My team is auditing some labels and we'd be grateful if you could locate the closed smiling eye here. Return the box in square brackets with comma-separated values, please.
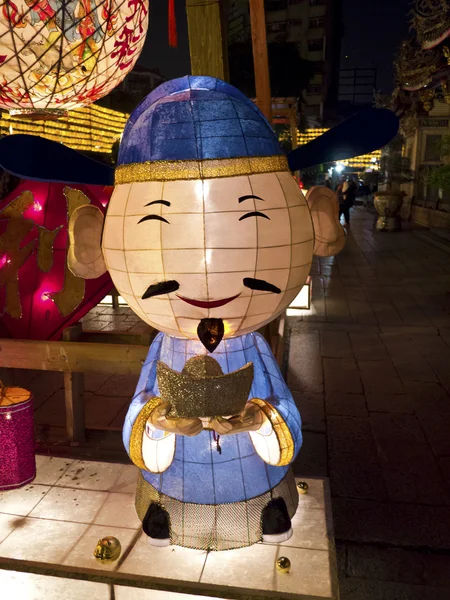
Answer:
[239, 211, 270, 221]
[138, 215, 170, 224]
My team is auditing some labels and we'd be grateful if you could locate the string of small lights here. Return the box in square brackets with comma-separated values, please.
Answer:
[296, 129, 381, 169]
[0, 104, 129, 154]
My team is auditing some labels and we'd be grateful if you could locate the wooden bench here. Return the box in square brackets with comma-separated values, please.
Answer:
[0, 314, 286, 444]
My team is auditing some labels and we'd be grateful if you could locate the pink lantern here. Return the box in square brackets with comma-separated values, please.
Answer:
[0, 383, 35, 490]
[0, 0, 149, 119]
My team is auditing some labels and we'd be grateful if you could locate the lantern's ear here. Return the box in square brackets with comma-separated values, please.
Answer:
[288, 108, 399, 171]
[306, 186, 346, 257]
[68, 205, 107, 279]
[0, 134, 114, 185]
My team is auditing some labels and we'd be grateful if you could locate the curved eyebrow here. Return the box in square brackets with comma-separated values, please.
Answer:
[239, 211, 270, 221]
[238, 195, 264, 203]
[138, 215, 170, 224]
[144, 200, 171, 207]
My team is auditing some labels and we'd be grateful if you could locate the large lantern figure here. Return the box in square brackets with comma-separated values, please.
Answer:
[0, 80, 399, 552]
[0, 0, 148, 118]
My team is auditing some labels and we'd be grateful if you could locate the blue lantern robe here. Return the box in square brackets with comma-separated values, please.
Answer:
[123, 332, 302, 506]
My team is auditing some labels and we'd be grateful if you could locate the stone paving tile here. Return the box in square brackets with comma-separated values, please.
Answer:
[335, 542, 347, 577]
[347, 299, 379, 325]
[292, 391, 325, 432]
[327, 416, 387, 501]
[440, 327, 450, 348]
[84, 372, 112, 393]
[95, 374, 139, 398]
[393, 357, 438, 384]
[324, 298, 353, 323]
[370, 413, 449, 504]
[371, 302, 404, 327]
[28, 371, 64, 410]
[412, 334, 450, 356]
[405, 381, 450, 416]
[325, 391, 368, 417]
[365, 392, 413, 414]
[34, 389, 66, 426]
[339, 577, 450, 600]
[381, 334, 438, 383]
[287, 330, 323, 393]
[82, 320, 110, 332]
[293, 431, 327, 477]
[349, 333, 387, 360]
[8, 368, 40, 387]
[319, 331, 353, 358]
[439, 457, 450, 494]
[333, 497, 450, 549]
[85, 395, 129, 429]
[418, 412, 450, 457]
[323, 358, 363, 394]
[357, 360, 404, 394]
[426, 354, 450, 395]
[129, 322, 153, 334]
[109, 403, 129, 429]
[345, 544, 450, 588]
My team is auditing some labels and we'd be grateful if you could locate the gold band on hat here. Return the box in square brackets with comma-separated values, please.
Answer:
[114, 155, 289, 184]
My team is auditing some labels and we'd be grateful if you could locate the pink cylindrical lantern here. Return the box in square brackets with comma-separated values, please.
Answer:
[0, 383, 36, 490]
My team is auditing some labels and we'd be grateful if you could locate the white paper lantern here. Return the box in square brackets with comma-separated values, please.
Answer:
[102, 172, 315, 339]
[0, 0, 148, 118]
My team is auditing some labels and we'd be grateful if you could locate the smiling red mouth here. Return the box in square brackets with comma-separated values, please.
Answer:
[176, 293, 241, 309]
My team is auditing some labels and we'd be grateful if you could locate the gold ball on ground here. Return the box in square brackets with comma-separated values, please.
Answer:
[276, 556, 291, 573]
[93, 536, 121, 562]
[297, 481, 309, 494]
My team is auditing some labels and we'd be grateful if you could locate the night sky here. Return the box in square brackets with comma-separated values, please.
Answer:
[137, 0, 190, 78]
[138, 0, 411, 93]
[340, 0, 411, 93]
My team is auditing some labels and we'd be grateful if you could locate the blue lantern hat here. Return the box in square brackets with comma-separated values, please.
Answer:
[115, 75, 287, 185]
[0, 76, 400, 185]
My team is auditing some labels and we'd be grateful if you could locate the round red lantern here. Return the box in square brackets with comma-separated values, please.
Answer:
[0, 0, 149, 119]
[0, 382, 36, 490]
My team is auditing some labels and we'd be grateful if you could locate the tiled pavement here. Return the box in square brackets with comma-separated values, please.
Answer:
[0, 457, 337, 599]
[288, 208, 450, 599]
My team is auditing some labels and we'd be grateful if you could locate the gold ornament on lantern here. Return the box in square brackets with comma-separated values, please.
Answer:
[276, 556, 291, 573]
[157, 356, 254, 419]
[297, 481, 309, 494]
[93, 536, 121, 562]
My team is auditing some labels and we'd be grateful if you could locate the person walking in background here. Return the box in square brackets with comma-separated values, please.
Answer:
[360, 183, 371, 208]
[335, 175, 351, 227]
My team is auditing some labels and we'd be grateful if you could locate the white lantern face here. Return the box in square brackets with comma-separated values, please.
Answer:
[102, 171, 314, 338]
[0, 0, 148, 111]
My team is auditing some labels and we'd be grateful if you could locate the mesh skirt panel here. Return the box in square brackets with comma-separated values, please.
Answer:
[135, 468, 299, 551]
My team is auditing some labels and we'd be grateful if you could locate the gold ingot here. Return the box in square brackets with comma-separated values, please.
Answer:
[93, 536, 121, 562]
[157, 355, 254, 418]
[297, 481, 309, 494]
[276, 556, 291, 573]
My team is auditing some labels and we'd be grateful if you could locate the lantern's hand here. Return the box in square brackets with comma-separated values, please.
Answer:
[149, 400, 203, 437]
[210, 402, 264, 436]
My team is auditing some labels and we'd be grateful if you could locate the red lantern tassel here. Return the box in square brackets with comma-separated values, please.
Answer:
[168, 0, 177, 47]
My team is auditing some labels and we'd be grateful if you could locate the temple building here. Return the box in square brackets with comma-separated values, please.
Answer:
[392, 1, 450, 228]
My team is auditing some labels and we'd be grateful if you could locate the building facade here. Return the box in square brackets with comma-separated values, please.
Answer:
[228, 0, 341, 124]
